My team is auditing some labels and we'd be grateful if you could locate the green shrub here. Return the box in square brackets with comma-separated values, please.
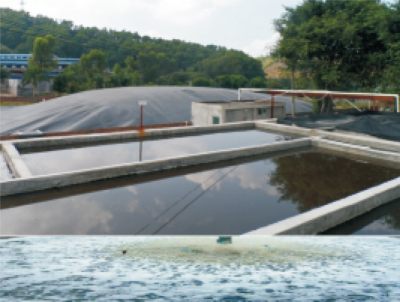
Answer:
[192, 77, 212, 87]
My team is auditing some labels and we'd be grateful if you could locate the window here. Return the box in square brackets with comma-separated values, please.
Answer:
[258, 108, 267, 115]
[213, 116, 220, 124]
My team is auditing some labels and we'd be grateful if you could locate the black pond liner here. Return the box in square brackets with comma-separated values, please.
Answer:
[0, 87, 313, 135]
[278, 111, 400, 141]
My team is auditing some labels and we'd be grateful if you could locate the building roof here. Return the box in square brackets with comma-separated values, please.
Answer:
[0, 54, 79, 68]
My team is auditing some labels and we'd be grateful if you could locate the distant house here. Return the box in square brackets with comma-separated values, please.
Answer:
[0, 54, 79, 96]
[191, 100, 286, 126]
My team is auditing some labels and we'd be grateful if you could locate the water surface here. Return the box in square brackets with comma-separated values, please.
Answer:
[2, 151, 399, 235]
[20, 130, 294, 175]
[1, 237, 399, 301]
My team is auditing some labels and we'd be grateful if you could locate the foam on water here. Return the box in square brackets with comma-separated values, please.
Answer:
[115, 237, 342, 265]
[1, 237, 399, 301]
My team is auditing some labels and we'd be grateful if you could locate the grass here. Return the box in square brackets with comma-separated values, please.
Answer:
[0, 102, 36, 106]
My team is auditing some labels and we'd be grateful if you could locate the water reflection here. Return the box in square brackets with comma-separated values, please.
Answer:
[269, 152, 400, 212]
[1, 151, 399, 235]
[20, 130, 293, 175]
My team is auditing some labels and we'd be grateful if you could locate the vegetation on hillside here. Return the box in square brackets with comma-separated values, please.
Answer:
[1, 8, 266, 93]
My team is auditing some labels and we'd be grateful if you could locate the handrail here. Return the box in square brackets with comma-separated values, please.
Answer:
[238, 88, 399, 113]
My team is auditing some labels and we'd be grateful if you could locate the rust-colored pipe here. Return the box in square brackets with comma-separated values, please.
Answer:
[140, 106, 143, 131]
[271, 94, 274, 118]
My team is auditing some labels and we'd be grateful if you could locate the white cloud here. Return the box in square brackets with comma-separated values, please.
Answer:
[1, 198, 114, 235]
[227, 165, 279, 196]
[3, 0, 243, 29]
[126, 186, 138, 195]
[127, 199, 140, 213]
[138, 0, 243, 26]
[185, 170, 223, 191]
[243, 32, 281, 57]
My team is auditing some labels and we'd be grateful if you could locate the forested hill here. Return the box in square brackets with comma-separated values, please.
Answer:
[0, 8, 264, 81]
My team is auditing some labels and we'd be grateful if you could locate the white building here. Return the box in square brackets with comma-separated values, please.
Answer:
[191, 100, 286, 126]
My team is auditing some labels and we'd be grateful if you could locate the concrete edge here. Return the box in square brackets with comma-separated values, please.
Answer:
[255, 121, 318, 136]
[311, 137, 400, 164]
[1, 143, 32, 178]
[0, 138, 312, 196]
[9, 121, 259, 149]
[245, 176, 400, 235]
[257, 121, 400, 153]
[316, 130, 400, 153]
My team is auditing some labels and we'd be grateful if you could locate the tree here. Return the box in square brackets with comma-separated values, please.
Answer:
[156, 53, 176, 76]
[383, 42, 400, 95]
[0, 44, 13, 54]
[167, 72, 191, 86]
[272, 0, 390, 113]
[378, 2, 400, 96]
[230, 75, 248, 89]
[251, 77, 267, 88]
[267, 79, 284, 89]
[52, 63, 82, 93]
[215, 75, 232, 88]
[80, 49, 108, 88]
[52, 73, 68, 93]
[22, 65, 48, 96]
[198, 50, 265, 80]
[29, 34, 57, 71]
[193, 77, 212, 87]
[22, 35, 57, 96]
[125, 56, 136, 72]
[136, 51, 159, 83]
[128, 71, 141, 86]
[0, 65, 11, 80]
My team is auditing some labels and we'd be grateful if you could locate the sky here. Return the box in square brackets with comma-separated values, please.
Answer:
[3, 0, 397, 58]
[2, 0, 307, 57]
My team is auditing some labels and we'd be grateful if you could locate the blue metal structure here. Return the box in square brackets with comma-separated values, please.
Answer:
[0, 54, 80, 79]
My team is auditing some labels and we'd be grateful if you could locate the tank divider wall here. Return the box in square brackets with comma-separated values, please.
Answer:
[1, 143, 32, 178]
[0, 138, 311, 197]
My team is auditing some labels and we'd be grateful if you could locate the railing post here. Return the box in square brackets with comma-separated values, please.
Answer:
[271, 94, 274, 118]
